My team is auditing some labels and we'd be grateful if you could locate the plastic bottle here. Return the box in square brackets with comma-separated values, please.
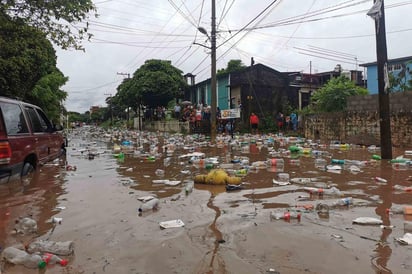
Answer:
[372, 154, 381, 160]
[2, 247, 44, 269]
[284, 211, 301, 221]
[392, 162, 409, 170]
[314, 158, 327, 168]
[303, 187, 324, 196]
[138, 198, 159, 212]
[163, 157, 171, 167]
[331, 159, 345, 164]
[42, 253, 68, 266]
[374, 176, 387, 183]
[185, 181, 194, 195]
[26, 240, 74, 256]
[289, 159, 300, 165]
[333, 197, 353, 206]
[266, 158, 284, 167]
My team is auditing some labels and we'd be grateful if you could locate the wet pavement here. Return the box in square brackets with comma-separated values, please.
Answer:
[1, 127, 412, 274]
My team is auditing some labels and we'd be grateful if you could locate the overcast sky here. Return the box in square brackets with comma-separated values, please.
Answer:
[55, 0, 412, 113]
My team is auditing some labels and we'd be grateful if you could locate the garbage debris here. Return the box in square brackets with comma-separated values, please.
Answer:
[2, 246, 43, 269]
[138, 198, 159, 212]
[42, 252, 68, 266]
[395, 233, 412, 245]
[184, 180, 194, 195]
[159, 219, 184, 229]
[27, 240, 74, 256]
[352, 217, 383, 225]
[272, 178, 290, 186]
[333, 197, 353, 207]
[374, 176, 387, 183]
[226, 184, 244, 191]
[193, 169, 242, 185]
[152, 179, 181, 186]
[14, 217, 37, 234]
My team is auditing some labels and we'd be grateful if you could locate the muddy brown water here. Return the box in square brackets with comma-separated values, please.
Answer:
[1, 127, 412, 273]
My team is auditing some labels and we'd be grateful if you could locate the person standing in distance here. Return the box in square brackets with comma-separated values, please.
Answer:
[249, 113, 259, 134]
[174, 103, 181, 120]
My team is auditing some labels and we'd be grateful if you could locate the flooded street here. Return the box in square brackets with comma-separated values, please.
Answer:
[1, 127, 412, 274]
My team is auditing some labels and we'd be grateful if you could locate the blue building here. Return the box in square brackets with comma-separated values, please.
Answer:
[184, 63, 296, 125]
[360, 56, 412, 94]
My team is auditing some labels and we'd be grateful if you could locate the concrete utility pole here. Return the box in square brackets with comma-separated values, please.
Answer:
[210, 0, 217, 142]
[104, 93, 113, 127]
[370, 0, 392, 159]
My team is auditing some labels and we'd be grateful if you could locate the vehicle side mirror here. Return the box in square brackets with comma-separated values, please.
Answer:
[54, 124, 64, 131]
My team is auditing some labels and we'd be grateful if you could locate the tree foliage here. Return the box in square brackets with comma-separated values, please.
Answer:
[124, 59, 187, 109]
[0, 12, 67, 120]
[388, 62, 412, 92]
[217, 59, 246, 76]
[0, 0, 97, 50]
[309, 76, 368, 112]
[30, 69, 68, 122]
[0, 13, 58, 98]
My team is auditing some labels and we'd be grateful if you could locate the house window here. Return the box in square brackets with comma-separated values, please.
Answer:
[388, 63, 402, 72]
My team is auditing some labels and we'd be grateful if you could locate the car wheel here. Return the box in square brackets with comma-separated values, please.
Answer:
[21, 162, 35, 185]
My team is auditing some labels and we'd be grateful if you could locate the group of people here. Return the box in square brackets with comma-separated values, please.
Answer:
[276, 111, 298, 131]
[249, 111, 299, 134]
[174, 101, 299, 134]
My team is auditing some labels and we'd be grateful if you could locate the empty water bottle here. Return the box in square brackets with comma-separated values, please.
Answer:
[163, 157, 171, 167]
[333, 197, 353, 207]
[314, 158, 327, 168]
[2, 246, 44, 269]
[185, 180, 194, 195]
[138, 198, 159, 213]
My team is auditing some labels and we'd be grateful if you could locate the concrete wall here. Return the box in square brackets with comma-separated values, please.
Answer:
[143, 120, 190, 134]
[304, 92, 412, 147]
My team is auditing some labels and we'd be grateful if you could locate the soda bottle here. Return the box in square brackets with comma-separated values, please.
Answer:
[42, 253, 68, 266]
[266, 158, 284, 167]
[284, 211, 301, 221]
[289, 159, 300, 165]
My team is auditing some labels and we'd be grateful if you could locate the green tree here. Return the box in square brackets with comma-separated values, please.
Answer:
[30, 69, 68, 122]
[113, 78, 135, 115]
[126, 60, 187, 109]
[0, 13, 59, 99]
[309, 76, 368, 112]
[1, 0, 96, 50]
[388, 62, 412, 92]
[217, 59, 246, 76]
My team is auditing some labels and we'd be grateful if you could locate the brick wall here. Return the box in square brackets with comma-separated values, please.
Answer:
[304, 92, 412, 147]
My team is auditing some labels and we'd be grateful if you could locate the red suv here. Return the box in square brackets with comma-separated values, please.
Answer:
[0, 97, 66, 184]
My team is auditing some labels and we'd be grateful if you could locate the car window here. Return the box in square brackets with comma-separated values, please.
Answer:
[25, 106, 47, 133]
[0, 102, 30, 135]
[35, 108, 53, 131]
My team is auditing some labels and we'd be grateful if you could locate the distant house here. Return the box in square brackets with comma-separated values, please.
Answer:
[185, 63, 298, 125]
[286, 64, 364, 107]
[360, 56, 412, 94]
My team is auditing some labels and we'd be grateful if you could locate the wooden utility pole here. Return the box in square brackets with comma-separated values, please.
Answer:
[370, 0, 392, 159]
[210, 0, 217, 142]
